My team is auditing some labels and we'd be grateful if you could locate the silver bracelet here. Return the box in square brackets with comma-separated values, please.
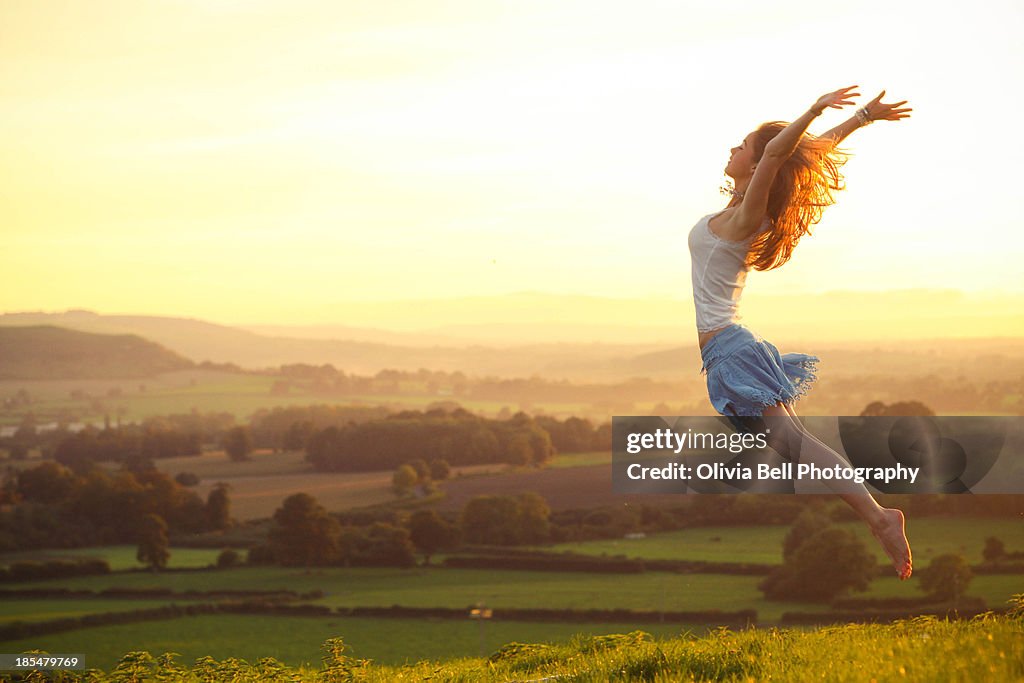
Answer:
[855, 107, 873, 126]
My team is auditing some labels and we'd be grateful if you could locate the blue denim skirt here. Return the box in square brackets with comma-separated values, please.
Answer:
[700, 324, 819, 420]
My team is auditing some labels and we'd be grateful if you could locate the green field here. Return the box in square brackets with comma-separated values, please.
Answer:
[8, 563, 1021, 625]
[0, 599, 198, 625]
[542, 517, 1024, 568]
[2, 612, 1021, 681]
[0, 370, 600, 428]
[0, 546, 223, 571]
[7, 566, 769, 611]
[0, 614, 706, 670]
[546, 451, 611, 469]
[859, 574, 1022, 604]
[143, 449, 314, 480]
[2, 526, 1021, 678]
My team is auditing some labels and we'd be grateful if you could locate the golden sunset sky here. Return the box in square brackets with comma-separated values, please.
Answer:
[2, 0, 1022, 333]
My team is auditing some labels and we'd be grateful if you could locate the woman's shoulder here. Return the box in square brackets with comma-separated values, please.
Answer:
[710, 207, 772, 242]
[706, 208, 746, 243]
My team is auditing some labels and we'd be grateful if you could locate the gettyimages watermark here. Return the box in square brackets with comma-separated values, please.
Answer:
[611, 415, 1024, 494]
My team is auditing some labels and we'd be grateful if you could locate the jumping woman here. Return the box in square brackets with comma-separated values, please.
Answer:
[688, 85, 914, 579]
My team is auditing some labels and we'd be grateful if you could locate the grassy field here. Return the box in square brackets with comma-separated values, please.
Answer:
[0, 546, 223, 571]
[9, 562, 1021, 625]
[111, 446, 588, 520]
[2, 530, 1021, 679]
[546, 451, 611, 469]
[172, 459, 510, 521]
[0, 370, 599, 429]
[0, 614, 706, 670]
[0, 599, 199, 625]
[1, 612, 1021, 681]
[6, 566, 811, 621]
[144, 449, 314, 480]
[137, 442, 593, 484]
[859, 574, 1022, 605]
[541, 517, 1024, 568]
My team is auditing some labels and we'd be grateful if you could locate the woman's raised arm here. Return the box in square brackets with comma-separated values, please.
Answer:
[730, 86, 859, 236]
[819, 90, 913, 146]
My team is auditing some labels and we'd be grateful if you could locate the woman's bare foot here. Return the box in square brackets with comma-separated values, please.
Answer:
[870, 508, 912, 580]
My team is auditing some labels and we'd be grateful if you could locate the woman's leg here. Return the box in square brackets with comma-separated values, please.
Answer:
[761, 402, 913, 579]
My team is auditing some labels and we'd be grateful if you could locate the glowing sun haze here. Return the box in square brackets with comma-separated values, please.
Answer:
[2, 0, 1022, 333]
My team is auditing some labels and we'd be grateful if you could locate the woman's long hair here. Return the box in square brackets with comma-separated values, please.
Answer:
[746, 122, 848, 271]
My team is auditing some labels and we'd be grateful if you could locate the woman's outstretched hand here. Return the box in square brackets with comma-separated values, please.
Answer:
[811, 86, 860, 115]
[862, 90, 912, 122]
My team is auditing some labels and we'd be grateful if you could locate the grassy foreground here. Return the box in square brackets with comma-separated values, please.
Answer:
[0, 614, 702, 670]
[10, 608, 1023, 682]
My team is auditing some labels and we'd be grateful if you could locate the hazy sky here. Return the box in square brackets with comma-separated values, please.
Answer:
[3, 0, 1023, 327]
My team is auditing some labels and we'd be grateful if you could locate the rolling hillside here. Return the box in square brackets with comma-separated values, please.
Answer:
[0, 325, 194, 380]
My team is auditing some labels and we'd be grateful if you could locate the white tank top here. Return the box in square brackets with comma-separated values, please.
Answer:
[687, 211, 769, 333]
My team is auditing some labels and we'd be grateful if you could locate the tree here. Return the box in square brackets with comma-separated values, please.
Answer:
[527, 426, 554, 467]
[223, 426, 252, 462]
[782, 506, 832, 562]
[283, 420, 315, 451]
[459, 493, 552, 546]
[362, 522, 417, 567]
[205, 483, 231, 530]
[428, 458, 451, 481]
[216, 548, 240, 568]
[175, 471, 200, 487]
[859, 401, 935, 417]
[884, 401, 935, 416]
[860, 401, 888, 417]
[268, 493, 341, 566]
[507, 434, 533, 467]
[16, 462, 76, 504]
[460, 495, 522, 545]
[392, 464, 418, 496]
[516, 492, 551, 544]
[760, 526, 875, 601]
[919, 553, 973, 601]
[136, 513, 170, 571]
[983, 537, 1006, 563]
[407, 510, 459, 565]
[407, 459, 430, 482]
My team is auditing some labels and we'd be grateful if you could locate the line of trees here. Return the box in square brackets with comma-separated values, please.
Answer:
[305, 409, 556, 472]
[246, 404, 611, 461]
[265, 362, 1024, 415]
[254, 490, 557, 568]
[0, 462, 231, 552]
[256, 493, 418, 568]
[4, 412, 237, 467]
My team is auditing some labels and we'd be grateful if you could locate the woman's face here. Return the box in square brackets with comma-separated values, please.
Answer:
[725, 131, 757, 180]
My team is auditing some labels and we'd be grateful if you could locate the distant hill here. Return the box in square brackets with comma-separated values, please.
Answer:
[0, 325, 195, 379]
[0, 310, 674, 380]
[0, 307, 1021, 384]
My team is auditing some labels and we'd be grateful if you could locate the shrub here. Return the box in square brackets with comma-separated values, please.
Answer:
[216, 548, 241, 569]
[760, 527, 875, 602]
[175, 471, 200, 486]
[918, 553, 973, 601]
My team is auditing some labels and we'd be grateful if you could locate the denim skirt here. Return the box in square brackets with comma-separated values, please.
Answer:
[700, 324, 819, 421]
